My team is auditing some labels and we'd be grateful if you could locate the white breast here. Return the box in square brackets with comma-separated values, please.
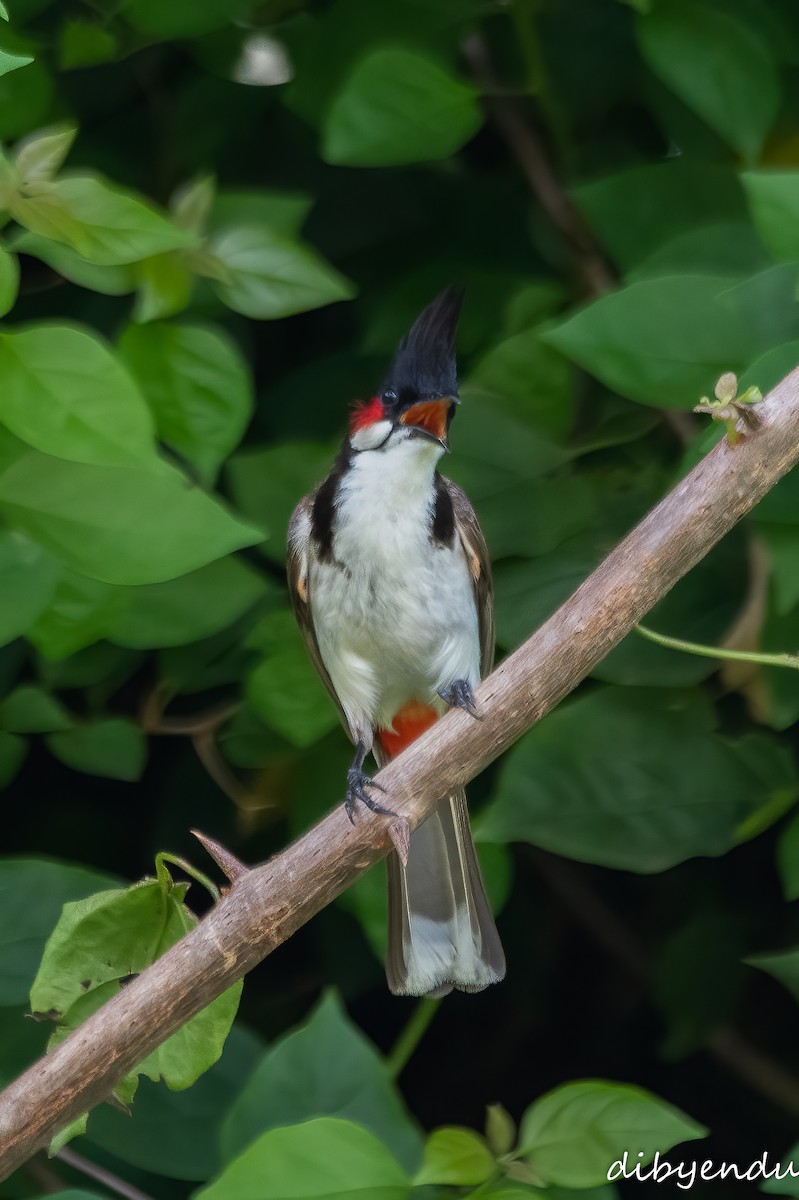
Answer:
[308, 437, 480, 744]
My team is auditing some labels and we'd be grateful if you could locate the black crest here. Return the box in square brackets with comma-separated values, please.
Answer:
[381, 286, 463, 408]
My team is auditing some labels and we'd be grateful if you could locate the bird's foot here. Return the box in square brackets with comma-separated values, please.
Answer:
[438, 678, 481, 719]
[345, 767, 394, 824]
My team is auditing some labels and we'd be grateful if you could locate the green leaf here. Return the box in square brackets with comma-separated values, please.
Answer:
[0, 858, 117, 1006]
[759, 524, 799, 614]
[465, 327, 575, 442]
[145, 974, 234, 1085]
[573, 162, 748, 274]
[748, 947, 799, 1007]
[473, 1192, 546, 1200]
[762, 1147, 799, 1196]
[28, 569, 126, 659]
[107, 557, 268, 649]
[519, 1080, 706, 1188]
[757, 600, 799, 732]
[594, 531, 749, 687]
[118, 321, 253, 484]
[0, 324, 157, 467]
[226, 441, 336, 563]
[32, 877, 241, 1102]
[322, 48, 482, 166]
[652, 907, 746, 1059]
[30, 881, 166, 1016]
[778, 811, 799, 901]
[742, 171, 799, 262]
[59, 20, 117, 69]
[0, 730, 26, 788]
[38, 643, 141, 693]
[473, 476, 595, 561]
[133, 252, 193, 322]
[0, 59, 52, 143]
[478, 688, 798, 871]
[491, 544, 592, 651]
[210, 189, 313, 239]
[445, 397, 567, 502]
[637, 1, 778, 163]
[209, 225, 354, 319]
[485, 1104, 515, 1156]
[127, 0, 248, 38]
[0, 1003, 49, 1090]
[202, 1117, 411, 1200]
[135, 899, 242, 1089]
[0, 685, 73, 732]
[717, 263, 799, 349]
[0, 45, 32, 77]
[9, 230, 136, 295]
[629, 219, 768, 283]
[414, 1128, 495, 1186]
[86, 1024, 263, 1180]
[0, 244, 18, 316]
[33, 1192, 103, 1199]
[49, 1113, 88, 1155]
[11, 173, 196, 266]
[544, 275, 759, 408]
[220, 991, 422, 1173]
[0, 529, 58, 647]
[14, 123, 76, 184]
[47, 718, 147, 782]
[173, 174, 216, 236]
[246, 609, 340, 747]
[0, 443, 263, 585]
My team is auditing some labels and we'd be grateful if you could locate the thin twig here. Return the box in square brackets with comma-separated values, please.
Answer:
[140, 688, 240, 736]
[23, 1156, 64, 1194]
[1, 366, 799, 1175]
[56, 1146, 155, 1200]
[636, 623, 799, 671]
[191, 725, 256, 809]
[462, 29, 695, 449]
[463, 33, 613, 299]
[140, 685, 252, 807]
[386, 998, 441, 1080]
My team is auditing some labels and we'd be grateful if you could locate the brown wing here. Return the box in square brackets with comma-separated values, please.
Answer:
[286, 493, 352, 740]
[443, 478, 495, 677]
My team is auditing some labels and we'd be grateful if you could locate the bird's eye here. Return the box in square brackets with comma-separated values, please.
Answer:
[383, 389, 397, 402]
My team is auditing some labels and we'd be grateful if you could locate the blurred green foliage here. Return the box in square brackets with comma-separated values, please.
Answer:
[3, 0, 799, 1195]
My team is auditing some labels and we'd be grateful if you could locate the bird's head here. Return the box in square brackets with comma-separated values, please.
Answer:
[349, 286, 462, 457]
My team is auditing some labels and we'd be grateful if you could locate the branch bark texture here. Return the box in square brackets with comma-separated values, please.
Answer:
[2, 369, 799, 1174]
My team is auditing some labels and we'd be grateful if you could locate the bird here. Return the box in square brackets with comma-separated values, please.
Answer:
[287, 287, 505, 997]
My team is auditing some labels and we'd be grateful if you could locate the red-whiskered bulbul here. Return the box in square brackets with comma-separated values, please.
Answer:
[287, 287, 505, 997]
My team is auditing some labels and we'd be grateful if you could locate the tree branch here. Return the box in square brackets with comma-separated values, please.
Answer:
[462, 32, 696, 448]
[1, 369, 799, 1176]
[462, 33, 613, 298]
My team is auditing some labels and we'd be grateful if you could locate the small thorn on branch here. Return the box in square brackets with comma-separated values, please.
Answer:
[106, 1091, 131, 1115]
[387, 817, 410, 868]
[190, 831, 249, 882]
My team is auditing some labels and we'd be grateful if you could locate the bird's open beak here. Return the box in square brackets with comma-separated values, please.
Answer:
[399, 398, 458, 451]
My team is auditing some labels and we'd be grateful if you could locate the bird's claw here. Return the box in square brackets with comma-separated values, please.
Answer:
[439, 678, 481, 719]
[345, 768, 394, 824]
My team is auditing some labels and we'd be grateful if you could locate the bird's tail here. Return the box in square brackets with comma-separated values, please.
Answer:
[385, 790, 506, 997]
[374, 712, 505, 997]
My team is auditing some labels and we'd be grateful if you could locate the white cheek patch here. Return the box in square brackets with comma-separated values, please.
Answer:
[350, 419, 393, 452]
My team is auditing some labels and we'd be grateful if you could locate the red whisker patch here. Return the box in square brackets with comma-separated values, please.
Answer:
[349, 396, 385, 434]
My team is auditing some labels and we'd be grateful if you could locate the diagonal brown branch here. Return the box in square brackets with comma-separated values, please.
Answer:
[1, 369, 799, 1176]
